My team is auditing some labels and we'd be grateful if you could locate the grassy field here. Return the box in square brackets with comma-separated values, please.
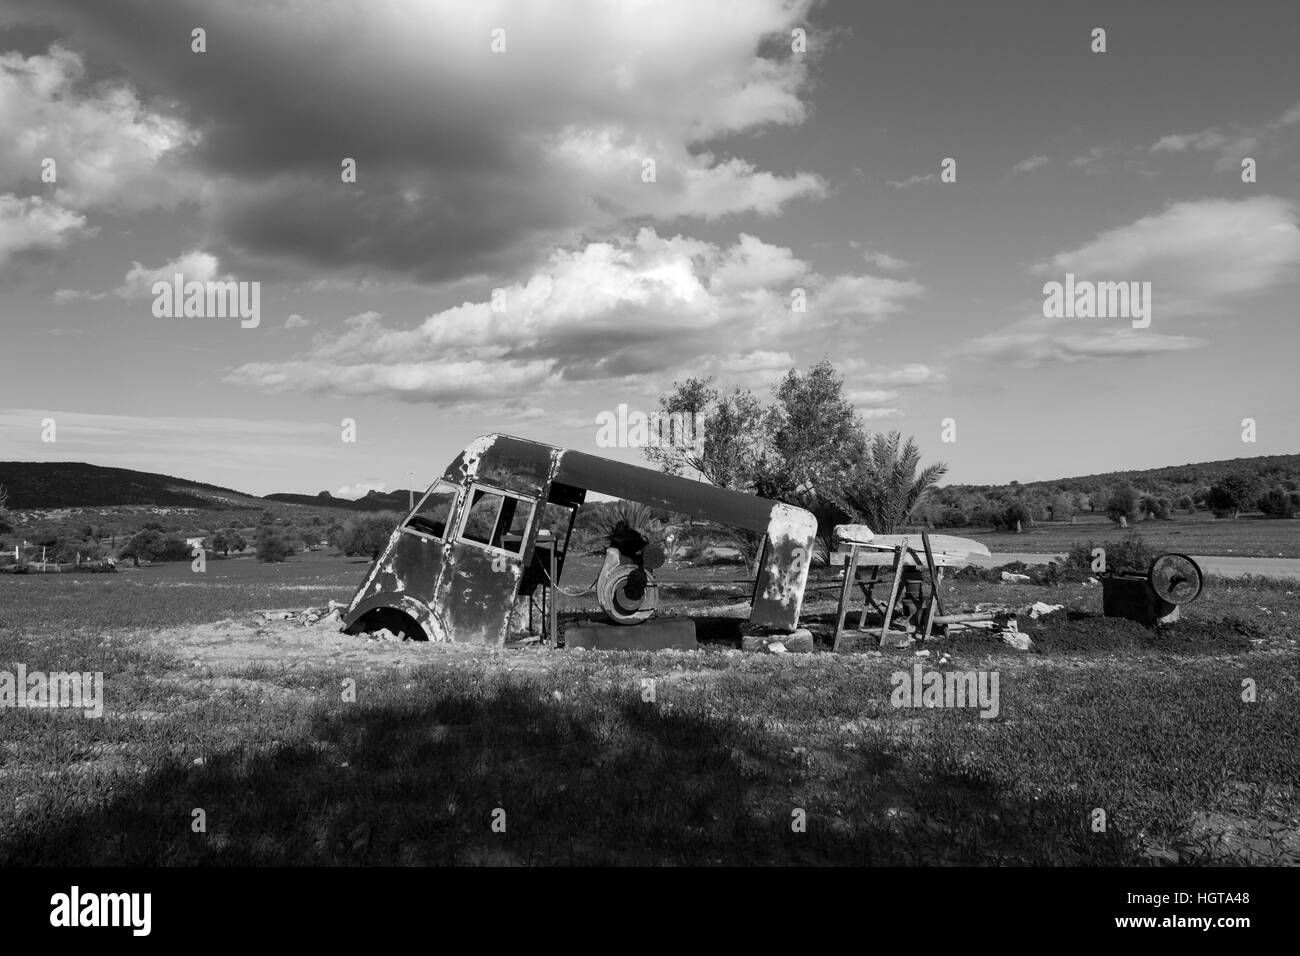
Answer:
[973, 512, 1300, 558]
[1, 550, 1297, 866]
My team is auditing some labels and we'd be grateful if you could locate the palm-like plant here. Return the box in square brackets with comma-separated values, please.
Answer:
[834, 432, 947, 535]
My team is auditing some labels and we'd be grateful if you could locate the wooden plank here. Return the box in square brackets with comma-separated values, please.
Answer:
[878, 546, 906, 646]
[832, 544, 858, 652]
[832, 531, 991, 558]
[827, 550, 969, 568]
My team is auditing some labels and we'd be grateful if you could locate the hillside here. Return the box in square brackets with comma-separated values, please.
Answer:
[944, 453, 1300, 498]
[0, 462, 263, 510]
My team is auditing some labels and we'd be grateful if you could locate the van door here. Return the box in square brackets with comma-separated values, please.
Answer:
[437, 482, 538, 644]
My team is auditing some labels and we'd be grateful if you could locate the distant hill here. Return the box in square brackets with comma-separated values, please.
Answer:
[944, 453, 1300, 498]
[0, 462, 263, 510]
[265, 489, 412, 512]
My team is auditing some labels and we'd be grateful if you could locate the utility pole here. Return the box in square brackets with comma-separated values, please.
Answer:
[407, 471, 415, 511]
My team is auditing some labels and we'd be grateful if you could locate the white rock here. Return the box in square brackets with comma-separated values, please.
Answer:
[1000, 632, 1033, 651]
[1029, 601, 1064, 619]
[767, 641, 788, 654]
[1001, 571, 1031, 583]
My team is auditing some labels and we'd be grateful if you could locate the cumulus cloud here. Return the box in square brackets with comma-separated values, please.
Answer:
[6, 0, 826, 282]
[0, 45, 194, 213]
[0, 194, 89, 267]
[1032, 196, 1300, 317]
[226, 228, 925, 403]
[284, 313, 310, 329]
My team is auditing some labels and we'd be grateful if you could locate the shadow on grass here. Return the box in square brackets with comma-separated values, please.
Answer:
[0, 678, 1126, 866]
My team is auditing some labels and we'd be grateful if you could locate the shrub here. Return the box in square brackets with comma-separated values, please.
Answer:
[934, 507, 969, 528]
[256, 529, 293, 563]
[1258, 488, 1296, 518]
[343, 514, 400, 560]
[1001, 500, 1032, 532]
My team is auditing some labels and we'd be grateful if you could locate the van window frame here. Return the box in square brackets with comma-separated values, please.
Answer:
[454, 482, 536, 558]
[400, 479, 461, 542]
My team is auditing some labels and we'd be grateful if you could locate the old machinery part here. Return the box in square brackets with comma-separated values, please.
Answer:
[596, 547, 657, 625]
[1147, 553, 1203, 605]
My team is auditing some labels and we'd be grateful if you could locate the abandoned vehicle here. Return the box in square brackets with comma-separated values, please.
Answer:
[342, 434, 817, 644]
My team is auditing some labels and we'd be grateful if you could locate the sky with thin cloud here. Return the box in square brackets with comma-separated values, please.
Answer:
[1, 0, 1297, 497]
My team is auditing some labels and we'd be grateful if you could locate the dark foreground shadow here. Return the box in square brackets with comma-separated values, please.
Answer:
[0, 682, 1125, 866]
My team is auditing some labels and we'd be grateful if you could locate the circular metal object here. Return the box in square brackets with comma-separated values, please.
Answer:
[597, 562, 657, 625]
[1148, 553, 1202, 605]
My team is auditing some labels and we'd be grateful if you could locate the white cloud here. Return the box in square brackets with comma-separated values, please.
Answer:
[886, 173, 936, 189]
[335, 481, 389, 499]
[0, 46, 194, 214]
[115, 251, 224, 298]
[1032, 196, 1300, 316]
[849, 363, 947, 387]
[963, 320, 1205, 366]
[1011, 155, 1049, 174]
[284, 313, 311, 329]
[859, 249, 909, 271]
[0, 194, 89, 266]
[226, 228, 926, 404]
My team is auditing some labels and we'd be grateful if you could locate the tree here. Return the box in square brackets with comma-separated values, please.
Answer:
[1176, 494, 1195, 513]
[256, 529, 292, 563]
[120, 529, 162, 567]
[643, 378, 769, 488]
[1258, 488, 1296, 518]
[343, 514, 400, 560]
[1106, 484, 1139, 527]
[647, 361, 868, 563]
[834, 431, 948, 535]
[1002, 500, 1032, 533]
[1206, 474, 1259, 519]
[1049, 493, 1075, 524]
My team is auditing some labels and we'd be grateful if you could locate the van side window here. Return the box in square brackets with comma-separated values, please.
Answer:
[403, 482, 458, 539]
[459, 486, 534, 554]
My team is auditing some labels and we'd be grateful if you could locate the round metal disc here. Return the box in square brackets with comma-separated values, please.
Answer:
[1148, 553, 1202, 604]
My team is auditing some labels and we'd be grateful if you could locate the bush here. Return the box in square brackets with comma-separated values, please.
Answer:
[933, 507, 969, 528]
[1258, 488, 1296, 518]
[343, 514, 400, 560]
[256, 529, 294, 563]
[1064, 536, 1154, 577]
[1001, 501, 1032, 532]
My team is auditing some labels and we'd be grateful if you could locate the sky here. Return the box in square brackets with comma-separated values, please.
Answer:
[1, 0, 1298, 498]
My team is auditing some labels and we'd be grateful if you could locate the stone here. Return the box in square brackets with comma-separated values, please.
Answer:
[1001, 571, 1032, 583]
[1000, 631, 1033, 651]
[780, 628, 815, 652]
[767, 641, 788, 654]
